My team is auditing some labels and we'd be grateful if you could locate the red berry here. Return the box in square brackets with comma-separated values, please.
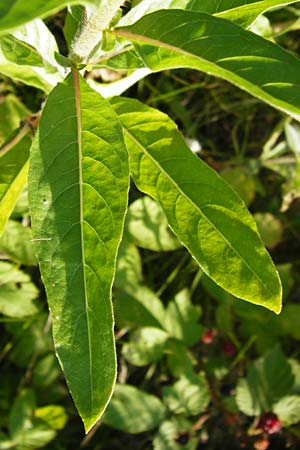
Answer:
[258, 413, 282, 435]
[201, 328, 215, 344]
[222, 339, 236, 357]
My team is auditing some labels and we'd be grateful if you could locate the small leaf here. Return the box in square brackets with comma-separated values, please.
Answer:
[125, 196, 181, 251]
[7, 314, 52, 368]
[35, 405, 68, 431]
[165, 289, 203, 346]
[274, 396, 300, 426]
[254, 212, 283, 249]
[122, 327, 169, 366]
[111, 97, 282, 313]
[114, 285, 166, 329]
[9, 390, 36, 440]
[103, 384, 166, 433]
[166, 340, 195, 378]
[154, 417, 198, 450]
[32, 354, 61, 387]
[0, 220, 37, 265]
[162, 372, 210, 416]
[236, 348, 295, 416]
[29, 72, 129, 432]
[115, 239, 143, 291]
[0, 261, 39, 318]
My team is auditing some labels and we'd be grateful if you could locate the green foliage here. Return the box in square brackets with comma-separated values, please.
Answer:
[236, 347, 298, 415]
[112, 97, 281, 312]
[0, 128, 31, 237]
[102, 384, 166, 433]
[162, 372, 210, 416]
[0, 261, 39, 318]
[0, 220, 37, 265]
[2, 0, 300, 441]
[29, 71, 129, 432]
[125, 196, 181, 251]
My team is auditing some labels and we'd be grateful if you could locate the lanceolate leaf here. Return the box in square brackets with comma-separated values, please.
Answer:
[120, 0, 299, 28]
[29, 72, 129, 432]
[194, 0, 299, 16]
[0, 0, 101, 33]
[217, 1, 300, 28]
[0, 126, 31, 238]
[113, 10, 300, 121]
[111, 97, 282, 313]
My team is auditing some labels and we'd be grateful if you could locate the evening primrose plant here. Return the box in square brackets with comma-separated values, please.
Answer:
[1, 0, 299, 432]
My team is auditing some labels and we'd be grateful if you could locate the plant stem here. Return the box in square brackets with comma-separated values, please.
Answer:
[70, 0, 126, 63]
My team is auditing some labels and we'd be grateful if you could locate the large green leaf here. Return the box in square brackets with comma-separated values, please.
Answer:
[0, 0, 101, 33]
[113, 10, 300, 121]
[0, 127, 31, 238]
[28, 71, 129, 432]
[111, 97, 282, 313]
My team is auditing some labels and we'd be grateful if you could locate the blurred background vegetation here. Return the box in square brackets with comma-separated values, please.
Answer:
[1, 4, 300, 449]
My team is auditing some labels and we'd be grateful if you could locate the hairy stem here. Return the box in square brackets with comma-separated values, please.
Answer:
[70, 0, 126, 63]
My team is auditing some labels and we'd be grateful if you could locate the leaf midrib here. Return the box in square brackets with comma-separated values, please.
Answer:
[112, 24, 300, 120]
[73, 70, 93, 416]
[124, 127, 275, 301]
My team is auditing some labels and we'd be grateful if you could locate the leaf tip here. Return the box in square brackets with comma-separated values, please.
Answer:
[269, 276, 282, 315]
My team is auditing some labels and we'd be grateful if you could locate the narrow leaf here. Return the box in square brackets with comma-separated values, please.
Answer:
[0, 126, 31, 238]
[29, 72, 129, 432]
[120, 0, 299, 28]
[217, 1, 300, 28]
[111, 97, 282, 313]
[113, 10, 300, 121]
